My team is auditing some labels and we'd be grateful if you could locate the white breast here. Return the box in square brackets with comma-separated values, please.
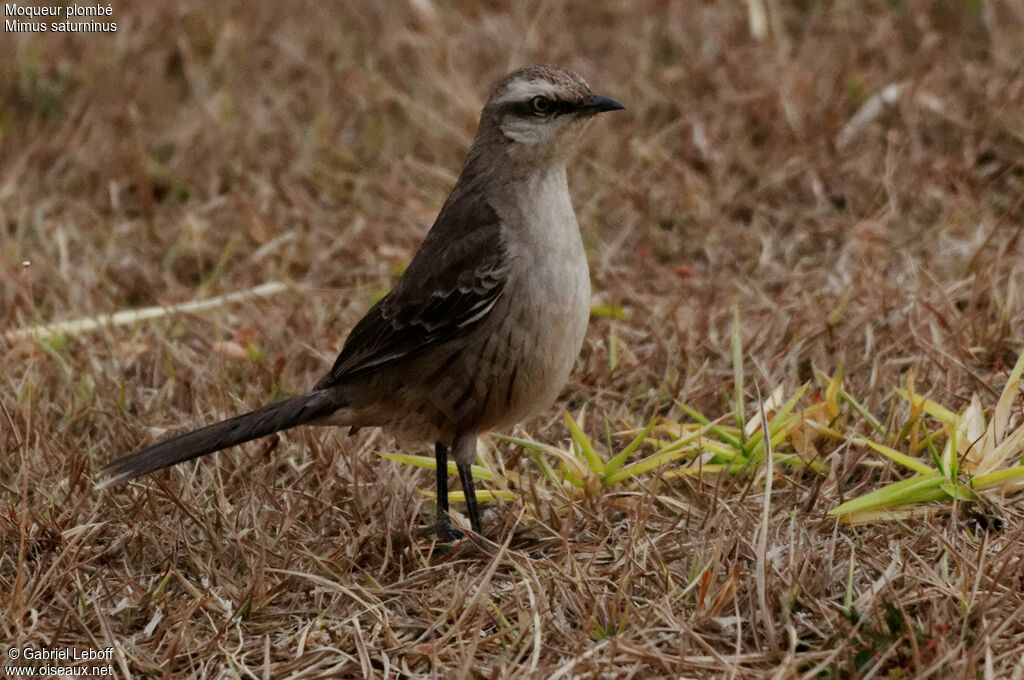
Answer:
[483, 167, 591, 429]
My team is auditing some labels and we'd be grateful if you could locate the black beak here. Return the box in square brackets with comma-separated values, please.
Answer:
[576, 93, 625, 115]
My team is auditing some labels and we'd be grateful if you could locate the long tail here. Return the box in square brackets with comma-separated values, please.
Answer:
[96, 390, 340, 489]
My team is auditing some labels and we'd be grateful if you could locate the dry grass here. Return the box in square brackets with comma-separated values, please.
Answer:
[3, 1, 1024, 677]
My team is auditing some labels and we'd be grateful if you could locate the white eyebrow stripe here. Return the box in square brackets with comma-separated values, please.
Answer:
[492, 79, 562, 105]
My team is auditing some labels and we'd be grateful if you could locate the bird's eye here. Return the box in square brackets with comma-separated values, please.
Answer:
[530, 96, 551, 114]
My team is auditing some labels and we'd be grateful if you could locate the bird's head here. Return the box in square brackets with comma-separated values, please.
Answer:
[478, 65, 624, 163]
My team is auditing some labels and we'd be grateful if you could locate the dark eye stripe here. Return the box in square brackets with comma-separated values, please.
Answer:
[506, 99, 576, 118]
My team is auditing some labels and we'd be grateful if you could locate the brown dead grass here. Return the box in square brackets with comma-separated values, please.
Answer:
[2, 0, 1024, 678]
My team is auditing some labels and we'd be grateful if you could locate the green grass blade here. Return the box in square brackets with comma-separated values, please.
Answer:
[523, 447, 561, 486]
[746, 384, 813, 461]
[590, 304, 627, 319]
[917, 422, 945, 460]
[895, 388, 959, 424]
[377, 453, 493, 480]
[939, 481, 974, 502]
[565, 410, 605, 475]
[560, 463, 584, 488]
[657, 422, 735, 459]
[769, 383, 812, 429]
[663, 463, 743, 476]
[602, 422, 719, 484]
[731, 304, 745, 438]
[837, 386, 884, 436]
[418, 489, 516, 502]
[857, 438, 936, 476]
[676, 402, 744, 450]
[603, 445, 698, 485]
[803, 420, 850, 441]
[702, 439, 751, 465]
[971, 466, 1024, 490]
[494, 433, 563, 455]
[829, 475, 946, 516]
[602, 416, 660, 481]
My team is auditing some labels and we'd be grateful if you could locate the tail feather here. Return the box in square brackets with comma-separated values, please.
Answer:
[96, 391, 339, 489]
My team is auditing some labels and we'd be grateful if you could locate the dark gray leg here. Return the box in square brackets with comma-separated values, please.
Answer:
[432, 442, 462, 541]
[457, 460, 483, 535]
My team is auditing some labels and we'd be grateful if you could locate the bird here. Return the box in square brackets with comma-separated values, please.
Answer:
[96, 65, 624, 540]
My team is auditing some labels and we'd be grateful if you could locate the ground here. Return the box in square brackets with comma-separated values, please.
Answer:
[2, 1, 1024, 678]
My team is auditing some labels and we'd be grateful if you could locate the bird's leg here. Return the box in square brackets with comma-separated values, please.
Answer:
[432, 442, 462, 542]
[451, 433, 483, 534]
[457, 460, 483, 535]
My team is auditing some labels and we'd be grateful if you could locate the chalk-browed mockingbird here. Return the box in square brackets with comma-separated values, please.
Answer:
[97, 65, 624, 539]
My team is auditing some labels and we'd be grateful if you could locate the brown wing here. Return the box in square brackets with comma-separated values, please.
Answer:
[315, 196, 507, 387]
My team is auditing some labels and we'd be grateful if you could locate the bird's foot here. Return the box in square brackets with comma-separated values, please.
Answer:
[421, 520, 464, 543]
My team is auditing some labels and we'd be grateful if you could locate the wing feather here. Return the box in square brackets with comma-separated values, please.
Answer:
[315, 195, 507, 387]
